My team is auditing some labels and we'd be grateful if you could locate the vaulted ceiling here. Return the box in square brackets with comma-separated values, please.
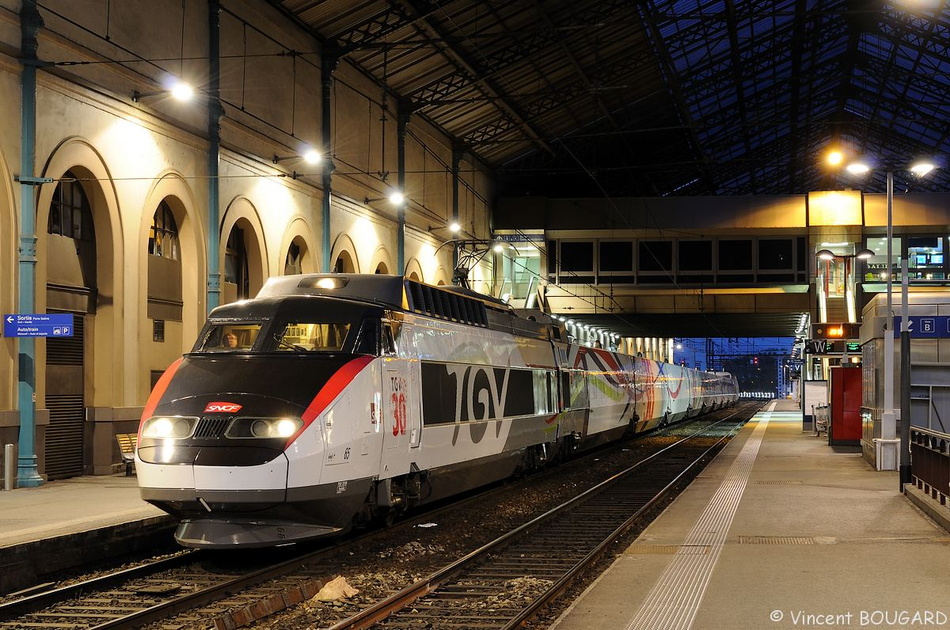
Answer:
[270, 0, 950, 198]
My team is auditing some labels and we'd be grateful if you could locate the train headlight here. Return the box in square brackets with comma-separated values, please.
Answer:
[274, 418, 300, 437]
[225, 417, 303, 439]
[141, 416, 198, 439]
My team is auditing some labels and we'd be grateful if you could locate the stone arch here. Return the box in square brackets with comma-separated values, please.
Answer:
[0, 150, 16, 410]
[142, 173, 204, 329]
[404, 257, 424, 282]
[433, 266, 451, 286]
[279, 217, 317, 275]
[221, 196, 267, 303]
[140, 173, 204, 398]
[330, 233, 360, 273]
[334, 250, 356, 273]
[369, 245, 393, 275]
[36, 138, 123, 412]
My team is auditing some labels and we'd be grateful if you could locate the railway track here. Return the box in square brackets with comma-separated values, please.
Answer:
[0, 546, 343, 630]
[0, 402, 759, 630]
[322, 406, 752, 629]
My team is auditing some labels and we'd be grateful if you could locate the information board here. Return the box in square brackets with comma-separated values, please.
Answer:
[3, 313, 75, 337]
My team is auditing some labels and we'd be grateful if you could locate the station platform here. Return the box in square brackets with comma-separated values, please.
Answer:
[0, 474, 173, 594]
[550, 400, 950, 630]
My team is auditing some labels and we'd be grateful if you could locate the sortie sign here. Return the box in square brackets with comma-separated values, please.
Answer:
[3, 313, 75, 338]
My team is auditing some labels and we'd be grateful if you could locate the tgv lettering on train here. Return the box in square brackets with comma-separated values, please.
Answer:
[444, 364, 510, 422]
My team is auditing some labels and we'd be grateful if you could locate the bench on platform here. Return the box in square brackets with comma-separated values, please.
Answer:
[116, 433, 138, 476]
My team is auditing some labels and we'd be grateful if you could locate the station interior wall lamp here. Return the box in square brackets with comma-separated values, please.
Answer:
[273, 149, 321, 165]
[131, 80, 195, 103]
[428, 222, 462, 234]
[364, 190, 405, 205]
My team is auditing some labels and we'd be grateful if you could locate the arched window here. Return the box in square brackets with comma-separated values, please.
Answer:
[375, 262, 389, 274]
[147, 199, 183, 324]
[285, 239, 304, 275]
[148, 200, 179, 260]
[48, 171, 93, 241]
[225, 227, 250, 300]
[334, 250, 355, 273]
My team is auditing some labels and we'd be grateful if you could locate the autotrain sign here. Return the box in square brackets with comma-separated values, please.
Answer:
[3, 313, 74, 338]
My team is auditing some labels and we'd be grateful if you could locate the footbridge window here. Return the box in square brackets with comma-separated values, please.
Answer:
[546, 236, 806, 286]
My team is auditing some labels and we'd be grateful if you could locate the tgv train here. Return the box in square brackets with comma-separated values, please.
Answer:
[136, 274, 738, 548]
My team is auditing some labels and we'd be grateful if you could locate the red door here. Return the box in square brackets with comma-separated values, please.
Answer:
[829, 367, 862, 445]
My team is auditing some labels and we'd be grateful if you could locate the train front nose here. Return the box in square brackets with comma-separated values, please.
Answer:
[137, 410, 296, 508]
[135, 354, 366, 547]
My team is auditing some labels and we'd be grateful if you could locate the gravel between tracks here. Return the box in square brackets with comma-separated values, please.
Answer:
[240, 434, 707, 629]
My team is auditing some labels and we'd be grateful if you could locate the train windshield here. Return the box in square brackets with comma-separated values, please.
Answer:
[199, 323, 263, 351]
[196, 320, 355, 354]
[272, 322, 351, 352]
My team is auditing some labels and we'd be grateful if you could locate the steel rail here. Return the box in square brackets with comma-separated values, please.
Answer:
[324, 403, 754, 629]
[502, 411, 748, 629]
[0, 551, 196, 620]
[0, 402, 758, 630]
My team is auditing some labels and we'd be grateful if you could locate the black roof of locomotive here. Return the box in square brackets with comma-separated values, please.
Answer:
[225, 273, 552, 341]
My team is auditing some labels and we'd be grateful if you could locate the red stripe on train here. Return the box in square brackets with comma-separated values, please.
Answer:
[293, 356, 376, 445]
[139, 358, 184, 435]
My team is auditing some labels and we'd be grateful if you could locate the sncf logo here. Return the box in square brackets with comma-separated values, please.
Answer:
[204, 402, 243, 413]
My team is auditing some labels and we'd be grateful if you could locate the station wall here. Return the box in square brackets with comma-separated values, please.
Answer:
[0, 0, 493, 478]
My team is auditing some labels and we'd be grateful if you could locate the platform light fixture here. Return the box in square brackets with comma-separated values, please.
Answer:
[841, 157, 939, 484]
[910, 161, 936, 177]
[826, 149, 844, 167]
[816, 248, 874, 261]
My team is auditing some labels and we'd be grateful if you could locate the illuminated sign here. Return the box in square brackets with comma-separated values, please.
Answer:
[806, 340, 863, 355]
[810, 323, 860, 340]
[3, 313, 74, 338]
[891, 315, 950, 338]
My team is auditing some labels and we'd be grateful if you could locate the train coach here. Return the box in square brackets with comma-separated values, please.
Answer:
[136, 274, 738, 548]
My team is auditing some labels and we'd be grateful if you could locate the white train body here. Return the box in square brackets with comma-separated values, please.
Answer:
[136, 274, 738, 547]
